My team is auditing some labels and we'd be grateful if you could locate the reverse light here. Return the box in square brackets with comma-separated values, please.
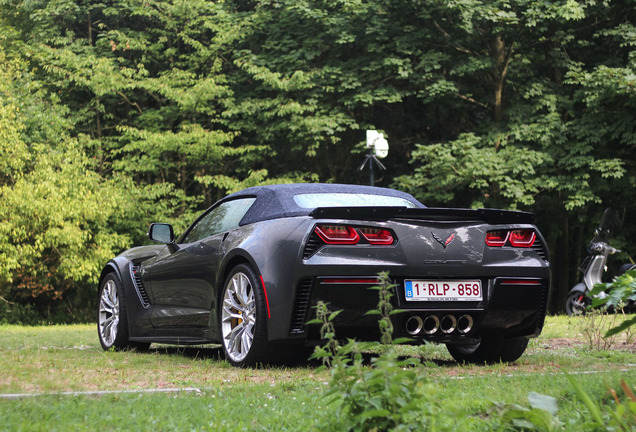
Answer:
[314, 224, 360, 244]
[360, 227, 394, 245]
[485, 230, 509, 247]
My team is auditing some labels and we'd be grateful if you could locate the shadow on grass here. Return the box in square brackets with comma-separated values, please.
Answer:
[148, 345, 225, 361]
[141, 344, 459, 369]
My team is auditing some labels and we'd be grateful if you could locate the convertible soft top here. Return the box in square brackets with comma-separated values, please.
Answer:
[224, 183, 425, 225]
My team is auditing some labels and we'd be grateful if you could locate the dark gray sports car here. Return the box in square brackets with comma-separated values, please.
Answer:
[97, 183, 551, 366]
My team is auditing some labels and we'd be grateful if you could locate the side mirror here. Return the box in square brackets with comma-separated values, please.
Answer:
[148, 223, 175, 244]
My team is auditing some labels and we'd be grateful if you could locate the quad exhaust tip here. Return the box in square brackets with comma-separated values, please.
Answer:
[457, 314, 473, 334]
[423, 315, 440, 335]
[440, 315, 457, 334]
[405, 314, 474, 336]
[405, 316, 424, 336]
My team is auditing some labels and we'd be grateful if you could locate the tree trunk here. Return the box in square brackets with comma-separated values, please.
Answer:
[551, 210, 570, 313]
[492, 35, 505, 126]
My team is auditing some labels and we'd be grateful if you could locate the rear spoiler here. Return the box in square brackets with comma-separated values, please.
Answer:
[309, 206, 535, 225]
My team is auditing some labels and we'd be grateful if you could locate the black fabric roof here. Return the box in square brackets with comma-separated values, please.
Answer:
[222, 183, 424, 225]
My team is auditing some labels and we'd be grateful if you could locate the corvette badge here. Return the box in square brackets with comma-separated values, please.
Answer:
[432, 232, 455, 249]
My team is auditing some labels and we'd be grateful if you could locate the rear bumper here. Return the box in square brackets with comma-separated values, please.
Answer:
[297, 275, 550, 343]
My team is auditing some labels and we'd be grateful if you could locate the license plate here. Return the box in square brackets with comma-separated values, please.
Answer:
[404, 280, 482, 302]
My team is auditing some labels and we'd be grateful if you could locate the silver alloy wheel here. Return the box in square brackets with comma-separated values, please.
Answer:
[221, 272, 256, 363]
[99, 279, 120, 347]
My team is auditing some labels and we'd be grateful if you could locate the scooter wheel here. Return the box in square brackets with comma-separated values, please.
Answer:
[565, 292, 589, 316]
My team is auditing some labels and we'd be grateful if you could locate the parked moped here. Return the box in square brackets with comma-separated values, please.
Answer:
[565, 209, 635, 315]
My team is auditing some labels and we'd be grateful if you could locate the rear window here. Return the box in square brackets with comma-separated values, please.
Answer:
[293, 193, 418, 209]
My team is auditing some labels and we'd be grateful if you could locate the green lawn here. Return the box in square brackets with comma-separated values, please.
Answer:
[0, 316, 635, 431]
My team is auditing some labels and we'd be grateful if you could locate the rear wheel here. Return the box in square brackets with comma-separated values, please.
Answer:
[565, 291, 588, 316]
[97, 272, 149, 351]
[220, 264, 270, 367]
[446, 335, 529, 364]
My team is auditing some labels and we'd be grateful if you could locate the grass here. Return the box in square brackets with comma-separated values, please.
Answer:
[0, 316, 635, 431]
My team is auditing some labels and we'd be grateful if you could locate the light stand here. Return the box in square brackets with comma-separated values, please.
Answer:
[359, 130, 389, 186]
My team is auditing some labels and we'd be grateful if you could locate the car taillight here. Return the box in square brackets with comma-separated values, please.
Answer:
[485, 230, 509, 247]
[359, 227, 394, 245]
[313, 225, 395, 246]
[314, 224, 360, 244]
[509, 230, 536, 247]
[485, 229, 536, 248]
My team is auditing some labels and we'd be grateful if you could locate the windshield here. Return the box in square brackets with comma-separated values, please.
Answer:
[293, 193, 419, 209]
[591, 208, 620, 245]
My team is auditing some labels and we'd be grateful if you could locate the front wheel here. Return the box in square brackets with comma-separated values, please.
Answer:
[446, 336, 529, 364]
[97, 272, 149, 351]
[220, 264, 271, 367]
[565, 291, 589, 316]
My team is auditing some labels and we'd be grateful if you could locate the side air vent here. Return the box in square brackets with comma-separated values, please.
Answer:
[532, 237, 549, 261]
[303, 231, 323, 259]
[534, 280, 550, 334]
[130, 264, 151, 308]
[289, 278, 314, 334]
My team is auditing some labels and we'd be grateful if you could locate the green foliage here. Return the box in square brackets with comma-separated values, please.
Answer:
[589, 270, 636, 337]
[497, 374, 636, 432]
[311, 273, 455, 431]
[392, 0, 632, 213]
[494, 392, 563, 431]
[0, 43, 164, 320]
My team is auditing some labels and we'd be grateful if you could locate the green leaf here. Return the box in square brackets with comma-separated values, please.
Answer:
[528, 392, 558, 416]
[564, 371, 604, 426]
[605, 316, 636, 338]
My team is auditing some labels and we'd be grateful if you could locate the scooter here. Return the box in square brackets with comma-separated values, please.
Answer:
[565, 209, 635, 315]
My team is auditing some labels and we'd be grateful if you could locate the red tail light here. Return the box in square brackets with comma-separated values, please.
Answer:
[485, 230, 509, 247]
[486, 229, 536, 248]
[314, 224, 360, 244]
[509, 230, 536, 247]
[360, 227, 394, 245]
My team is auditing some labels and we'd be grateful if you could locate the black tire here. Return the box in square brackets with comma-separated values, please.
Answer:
[565, 291, 588, 316]
[446, 335, 529, 364]
[220, 264, 271, 367]
[97, 272, 149, 351]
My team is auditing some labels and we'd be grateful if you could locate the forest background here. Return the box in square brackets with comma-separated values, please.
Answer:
[0, 0, 634, 323]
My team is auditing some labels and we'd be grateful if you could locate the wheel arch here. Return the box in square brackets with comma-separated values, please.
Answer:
[98, 259, 126, 291]
[213, 251, 268, 336]
[219, 253, 257, 290]
[97, 257, 140, 338]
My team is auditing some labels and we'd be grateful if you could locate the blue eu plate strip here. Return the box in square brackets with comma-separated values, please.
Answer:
[405, 280, 413, 298]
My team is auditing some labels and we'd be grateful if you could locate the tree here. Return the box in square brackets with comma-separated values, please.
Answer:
[0, 48, 157, 320]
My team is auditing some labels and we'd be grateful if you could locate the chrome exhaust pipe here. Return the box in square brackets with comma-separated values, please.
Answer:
[405, 316, 424, 336]
[423, 315, 440, 335]
[440, 315, 457, 334]
[457, 315, 474, 334]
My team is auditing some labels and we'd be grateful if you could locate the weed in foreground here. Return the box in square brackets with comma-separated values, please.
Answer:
[496, 373, 636, 431]
[310, 272, 458, 431]
[580, 307, 620, 351]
